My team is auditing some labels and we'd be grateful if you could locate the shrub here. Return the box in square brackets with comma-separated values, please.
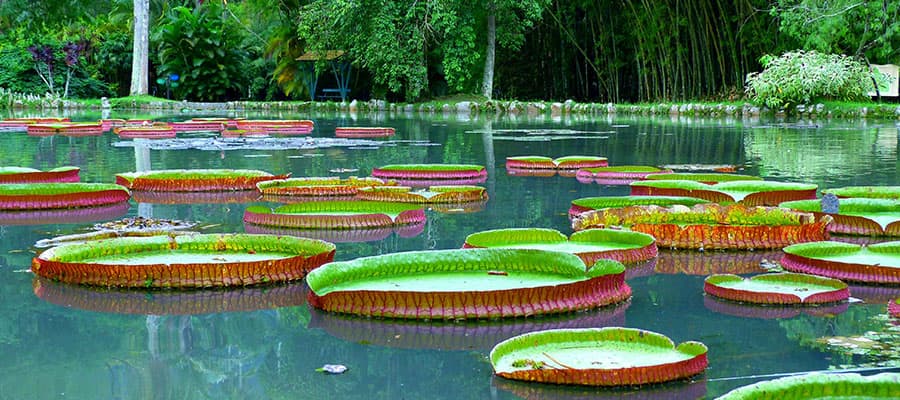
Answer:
[745, 50, 889, 110]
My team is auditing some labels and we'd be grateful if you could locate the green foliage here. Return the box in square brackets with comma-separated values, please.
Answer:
[745, 50, 887, 110]
[152, 3, 250, 101]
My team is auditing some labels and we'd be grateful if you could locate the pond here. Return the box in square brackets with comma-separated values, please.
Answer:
[0, 111, 898, 399]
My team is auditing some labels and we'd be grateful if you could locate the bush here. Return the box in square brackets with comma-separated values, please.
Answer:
[745, 50, 889, 110]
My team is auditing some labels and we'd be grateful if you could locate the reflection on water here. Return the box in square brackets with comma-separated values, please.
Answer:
[1, 112, 899, 398]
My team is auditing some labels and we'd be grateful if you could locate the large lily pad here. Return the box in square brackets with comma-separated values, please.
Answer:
[506, 156, 608, 170]
[463, 228, 656, 266]
[823, 186, 900, 199]
[644, 172, 763, 183]
[169, 121, 225, 133]
[27, 122, 103, 137]
[0, 166, 79, 183]
[490, 327, 708, 386]
[371, 164, 487, 181]
[573, 204, 830, 250]
[780, 198, 900, 236]
[569, 196, 710, 219]
[235, 119, 314, 135]
[243, 201, 426, 230]
[116, 169, 289, 192]
[31, 233, 336, 288]
[575, 165, 672, 184]
[632, 180, 817, 206]
[781, 241, 900, 284]
[257, 177, 392, 197]
[714, 372, 900, 399]
[0, 183, 131, 210]
[33, 277, 307, 315]
[114, 126, 176, 139]
[356, 185, 488, 204]
[704, 272, 849, 305]
[335, 127, 395, 138]
[306, 249, 631, 319]
[309, 300, 629, 351]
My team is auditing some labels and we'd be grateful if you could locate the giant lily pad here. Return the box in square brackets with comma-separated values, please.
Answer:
[463, 228, 656, 266]
[0, 166, 79, 183]
[506, 156, 608, 170]
[27, 122, 103, 137]
[306, 249, 631, 319]
[0, 183, 130, 210]
[715, 372, 900, 399]
[114, 126, 176, 139]
[572, 204, 830, 250]
[704, 272, 849, 305]
[235, 119, 314, 135]
[257, 177, 392, 197]
[116, 169, 289, 192]
[490, 327, 708, 386]
[169, 121, 225, 133]
[823, 186, 900, 199]
[631, 180, 817, 206]
[309, 300, 629, 351]
[356, 185, 488, 204]
[780, 198, 900, 236]
[575, 165, 672, 184]
[243, 201, 426, 230]
[644, 172, 763, 183]
[569, 196, 710, 219]
[781, 241, 900, 284]
[371, 164, 487, 183]
[31, 233, 336, 288]
[335, 127, 395, 138]
[33, 277, 306, 315]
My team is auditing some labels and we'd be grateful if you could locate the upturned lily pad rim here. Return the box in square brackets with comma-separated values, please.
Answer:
[307, 248, 622, 297]
[0, 183, 128, 196]
[823, 186, 900, 199]
[580, 165, 669, 173]
[704, 272, 849, 304]
[256, 176, 388, 191]
[0, 166, 78, 174]
[714, 372, 900, 399]
[644, 173, 763, 182]
[463, 228, 654, 252]
[575, 203, 817, 227]
[117, 168, 276, 183]
[570, 196, 710, 212]
[632, 180, 816, 191]
[490, 327, 708, 386]
[781, 198, 900, 214]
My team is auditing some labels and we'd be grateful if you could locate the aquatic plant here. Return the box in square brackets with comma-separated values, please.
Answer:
[114, 126, 177, 139]
[371, 164, 487, 181]
[306, 249, 631, 319]
[506, 156, 608, 170]
[715, 372, 900, 399]
[780, 198, 900, 236]
[168, 121, 226, 133]
[631, 180, 817, 206]
[781, 241, 900, 284]
[823, 186, 900, 199]
[463, 228, 656, 266]
[27, 122, 103, 137]
[243, 201, 426, 229]
[0, 166, 79, 183]
[335, 127, 395, 138]
[572, 203, 830, 250]
[31, 233, 336, 288]
[569, 195, 709, 219]
[704, 272, 849, 305]
[490, 327, 708, 386]
[356, 185, 488, 204]
[575, 165, 672, 184]
[257, 177, 392, 197]
[0, 183, 130, 210]
[644, 172, 762, 183]
[116, 169, 288, 192]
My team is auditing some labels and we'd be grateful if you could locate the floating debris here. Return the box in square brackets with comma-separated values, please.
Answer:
[317, 364, 348, 374]
[329, 168, 359, 173]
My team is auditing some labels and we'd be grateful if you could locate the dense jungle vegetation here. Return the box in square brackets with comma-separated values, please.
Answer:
[0, 0, 897, 104]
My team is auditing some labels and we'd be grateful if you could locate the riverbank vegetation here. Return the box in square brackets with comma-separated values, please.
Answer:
[0, 0, 897, 111]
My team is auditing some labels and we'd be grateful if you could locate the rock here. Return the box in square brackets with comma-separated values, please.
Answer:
[549, 102, 563, 115]
[456, 101, 471, 113]
[348, 99, 358, 112]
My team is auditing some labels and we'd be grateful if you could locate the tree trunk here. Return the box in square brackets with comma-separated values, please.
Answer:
[130, 0, 150, 96]
[481, 10, 496, 99]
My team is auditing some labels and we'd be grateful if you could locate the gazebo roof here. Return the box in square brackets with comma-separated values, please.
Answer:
[296, 50, 346, 61]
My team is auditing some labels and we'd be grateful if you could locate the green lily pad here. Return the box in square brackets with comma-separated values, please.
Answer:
[781, 241, 900, 284]
[116, 169, 288, 192]
[463, 228, 656, 266]
[644, 172, 763, 183]
[704, 272, 849, 304]
[371, 164, 487, 181]
[823, 186, 900, 199]
[715, 372, 900, 399]
[256, 176, 391, 197]
[490, 327, 708, 386]
[632, 180, 816, 206]
[569, 195, 710, 218]
[356, 185, 488, 204]
[781, 198, 900, 236]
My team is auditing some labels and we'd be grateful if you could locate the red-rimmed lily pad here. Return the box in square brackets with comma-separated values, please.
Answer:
[0, 166, 79, 183]
[335, 127, 395, 138]
[245, 220, 425, 243]
[114, 126, 177, 139]
[463, 228, 657, 266]
[572, 204, 831, 250]
[371, 164, 487, 183]
[116, 169, 289, 192]
[631, 180, 817, 206]
[780, 198, 900, 236]
[33, 277, 307, 315]
[306, 249, 631, 319]
[575, 165, 672, 184]
[644, 172, 763, 184]
[235, 119, 314, 135]
[490, 327, 708, 386]
[356, 185, 488, 204]
[823, 186, 900, 199]
[568, 196, 710, 219]
[781, 241, 900, 284]
[506, 156, 608, 170]
[31, 233, 336, 288]
[26, 122, 103, 137]
[715, 372, 900, 399]
[309, 300, 629, 351]
[257, 177, 393, 197]
[168, 121, 225, 133]
[704, 272, 849, 305]
[0, 183, 130, 210]
[243, 201, 426, 230]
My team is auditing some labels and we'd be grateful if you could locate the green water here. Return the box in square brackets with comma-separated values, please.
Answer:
[0, 111, 898, 399]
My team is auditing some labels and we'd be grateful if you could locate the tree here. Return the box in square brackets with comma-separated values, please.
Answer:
[130, 0, 149, 95]
[478, 0, 547, 99]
